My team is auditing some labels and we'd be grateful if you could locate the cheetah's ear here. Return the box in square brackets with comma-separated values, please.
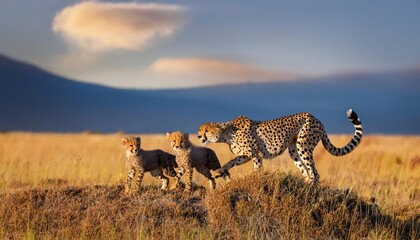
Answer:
[136, 136, 141, 143]
[121, 137, 128, 145]
[166, 132, 171, 140]
[184, 133, 189, 140]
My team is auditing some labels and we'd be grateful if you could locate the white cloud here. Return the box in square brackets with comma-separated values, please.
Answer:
[150, 57, 293, 84]
[52, 1, 187, 51]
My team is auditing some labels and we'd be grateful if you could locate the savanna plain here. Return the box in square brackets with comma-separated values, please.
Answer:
[0, 132, 419, 239]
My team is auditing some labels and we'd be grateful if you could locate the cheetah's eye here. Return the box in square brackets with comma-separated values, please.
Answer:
[129, 144, 133, 147]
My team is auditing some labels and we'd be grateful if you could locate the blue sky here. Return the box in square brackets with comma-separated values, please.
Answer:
[0, 0, 419, 89]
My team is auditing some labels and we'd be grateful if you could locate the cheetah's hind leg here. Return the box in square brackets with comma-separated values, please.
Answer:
[295, 141, 320, 185]
[288, 137, 310, 181]
[150, 168, 169, 190]
[196, 166, 216, 189]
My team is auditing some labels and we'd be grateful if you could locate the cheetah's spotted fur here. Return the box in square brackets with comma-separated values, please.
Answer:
[167, 131, 230, 191]
[121, 136, 177, 194]
[197, 109, 363, 185]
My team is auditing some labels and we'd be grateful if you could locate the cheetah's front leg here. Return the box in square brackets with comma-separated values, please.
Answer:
[172, 166, 186, 190]
[184, 168, 193, 192]
[252, 156, 263, 170]
[134, 169, 144, 193]
[214, 155, 251, 179]
[124, 168, 135, 194]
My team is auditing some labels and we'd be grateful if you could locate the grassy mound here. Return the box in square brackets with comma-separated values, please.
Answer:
[205, 171, 418, 239]
[0, 172, 418, 239]
[0, 185, 209, 239]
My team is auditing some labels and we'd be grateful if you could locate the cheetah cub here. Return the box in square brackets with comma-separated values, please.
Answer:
[166, 131, 230, 191]
[121, 136, 177, 194]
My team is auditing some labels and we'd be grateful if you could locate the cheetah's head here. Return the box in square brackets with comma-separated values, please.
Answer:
[166, 131, 189, 150]
[197, 123, 222, 144]
[121, 136, 141, 156]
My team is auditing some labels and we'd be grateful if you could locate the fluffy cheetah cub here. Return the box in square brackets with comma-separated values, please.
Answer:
[166, 131, 230, 191]
[121, 136, 177, 194]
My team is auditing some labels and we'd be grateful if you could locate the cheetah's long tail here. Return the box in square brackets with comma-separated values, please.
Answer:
[321, 109, 363, 156]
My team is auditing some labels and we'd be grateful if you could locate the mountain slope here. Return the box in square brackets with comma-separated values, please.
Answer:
[1, 54, 419, 133]
[0, 54, 248, 133]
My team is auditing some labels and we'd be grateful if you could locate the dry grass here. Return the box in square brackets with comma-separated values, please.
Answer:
[0, 132, 419, 239]
[0, 172, 418, 239]
[0, 184, 210, 239]
[205, 171, 418, 239]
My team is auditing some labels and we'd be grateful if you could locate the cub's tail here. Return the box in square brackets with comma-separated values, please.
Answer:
[322, 109, 363, 156]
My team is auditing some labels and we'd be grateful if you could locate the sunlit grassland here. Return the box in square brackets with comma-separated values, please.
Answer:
[0, 132, 418, 214]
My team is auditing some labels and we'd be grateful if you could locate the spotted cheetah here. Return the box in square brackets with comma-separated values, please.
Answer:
[167, 131, 230, 191]
[197, 109, 363, 185]
[121, 136, 177, 194]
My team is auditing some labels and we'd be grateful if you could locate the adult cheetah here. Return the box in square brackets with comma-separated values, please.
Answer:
[197, 109, 363, 185]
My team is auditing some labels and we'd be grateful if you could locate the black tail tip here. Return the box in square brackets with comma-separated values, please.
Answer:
[347, 109, 361, 124]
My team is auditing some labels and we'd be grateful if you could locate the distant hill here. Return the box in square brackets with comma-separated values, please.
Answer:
[1, 54, 419, 133]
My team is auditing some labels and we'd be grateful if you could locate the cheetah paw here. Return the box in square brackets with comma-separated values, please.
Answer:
[214, 169, 228, 179]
